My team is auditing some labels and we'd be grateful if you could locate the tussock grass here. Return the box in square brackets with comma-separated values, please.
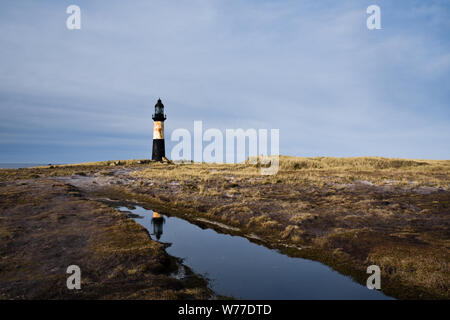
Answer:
[277, 156, 445, 170]
[131, 156, 450, 188]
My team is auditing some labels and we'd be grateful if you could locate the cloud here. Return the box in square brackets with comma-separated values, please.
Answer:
[0, 0, 449, 162]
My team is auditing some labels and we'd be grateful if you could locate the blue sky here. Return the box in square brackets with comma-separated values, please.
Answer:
[0, 0, 449, 163]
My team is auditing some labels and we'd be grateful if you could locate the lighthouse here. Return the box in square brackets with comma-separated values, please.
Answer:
[151, 211, 165, 240]
[152, 98, 167, 161]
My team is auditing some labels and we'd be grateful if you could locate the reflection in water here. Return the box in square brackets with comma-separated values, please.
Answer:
[119, 205, 393, 300]
[151, 212, 165, 240]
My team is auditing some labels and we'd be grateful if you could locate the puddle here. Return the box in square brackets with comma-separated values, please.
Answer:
[118, 205, 393, 300]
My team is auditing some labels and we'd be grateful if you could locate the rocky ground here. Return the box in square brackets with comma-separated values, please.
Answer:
[0, 157, 449, 299]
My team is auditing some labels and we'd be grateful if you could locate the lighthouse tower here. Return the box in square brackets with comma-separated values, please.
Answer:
[152, 98, 167, 161]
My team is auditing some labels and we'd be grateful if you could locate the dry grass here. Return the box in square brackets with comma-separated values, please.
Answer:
[127, 156, 450, 188]
[277, 156, 445, 170]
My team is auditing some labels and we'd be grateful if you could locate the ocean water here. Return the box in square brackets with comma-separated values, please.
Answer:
[0, 163, 48, 169]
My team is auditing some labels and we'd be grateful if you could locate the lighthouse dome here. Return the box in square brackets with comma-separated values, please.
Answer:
[155, 99, 164, 113]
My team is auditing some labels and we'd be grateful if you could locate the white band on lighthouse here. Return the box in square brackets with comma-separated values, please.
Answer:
[153, 121, 164, 139]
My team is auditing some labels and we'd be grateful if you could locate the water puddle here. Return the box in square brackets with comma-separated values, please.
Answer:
[118, 205, 393, 300]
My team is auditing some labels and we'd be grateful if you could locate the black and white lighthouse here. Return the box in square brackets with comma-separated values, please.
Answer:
[152, 98, 167, 161]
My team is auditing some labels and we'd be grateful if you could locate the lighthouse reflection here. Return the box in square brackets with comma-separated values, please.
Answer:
[151, 211, 166, 240]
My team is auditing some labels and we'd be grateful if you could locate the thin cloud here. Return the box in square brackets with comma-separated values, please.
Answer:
[0, 0, 449, 162]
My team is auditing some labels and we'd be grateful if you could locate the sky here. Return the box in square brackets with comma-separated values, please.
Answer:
[0, 0, 449, 163]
